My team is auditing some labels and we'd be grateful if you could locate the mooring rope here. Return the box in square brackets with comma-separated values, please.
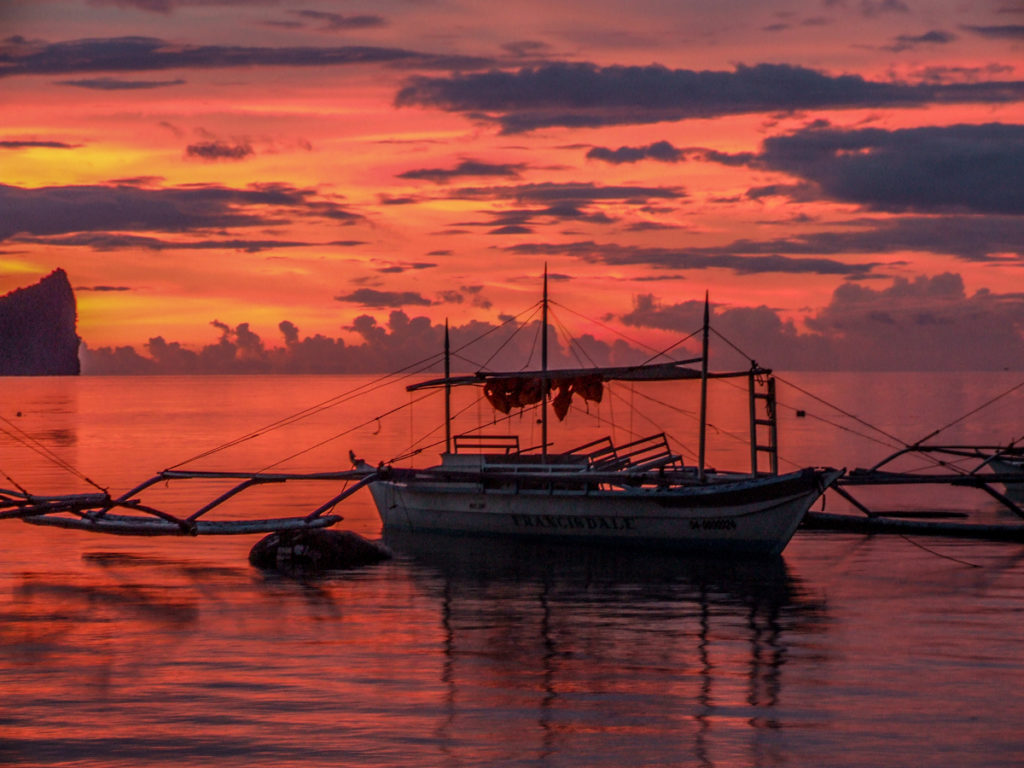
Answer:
[898, 534, 981, 568]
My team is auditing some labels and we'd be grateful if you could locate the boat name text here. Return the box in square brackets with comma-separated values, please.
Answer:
[509, 513, 635, 531]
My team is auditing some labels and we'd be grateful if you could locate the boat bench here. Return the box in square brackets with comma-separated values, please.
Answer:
[569, 433, 682, 472]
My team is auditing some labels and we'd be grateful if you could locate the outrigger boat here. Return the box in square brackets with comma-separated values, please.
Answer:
[359, 277, 840, 555]
[1, 278, 840, 556]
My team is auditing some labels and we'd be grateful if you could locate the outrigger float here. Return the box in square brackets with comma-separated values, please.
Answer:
[807, 442, 1024, 542]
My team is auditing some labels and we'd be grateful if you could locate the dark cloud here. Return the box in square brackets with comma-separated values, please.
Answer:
[56, 76, 185, 89]
[374, 260, 438, 274]
[489, 225, 533, 234]
[19, 232, 311, 252]
[378, 194, 421, 205]
[896, 30, 956, 45]
[461, 284, 492, 309]
[639, 215, 1024, 264]
[80, 274, 1024, 374]
[502, 40, 553, 60]
[858, 0, 909, 16]
[756, 122, 1024, 214]
[453, 181, 684, 203]
[804, 274, 1024, 369]
[84, 0, 278, 12]
[289, 11, 387, 31]
[586, 140, 684, 164]
[586, 141, 755, 166]
[76, 285, 132, 291]
[397, 159, 526, 183]
[626, 221, 685, 232]
[335, 288, 434, 308]
[434, 285, 494, 310]
[82, 310, 646, 375]
[396, 62, 1024, 133]
[185, 140, 254, 161]
[886, 30, 956, 51]
[619, 274, 1024, 370]
[962, 24, 1024, 39]
[0, 35, 493, 79]
[504, 240, 874, 276]
[908, 63, 1015, 85]
[0, 181, 362, 241]
[0, 140, 79, 149]
[438, 181, 685, 230]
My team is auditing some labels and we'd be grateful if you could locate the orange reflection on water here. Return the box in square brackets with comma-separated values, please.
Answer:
[2, 374, 1024, 767]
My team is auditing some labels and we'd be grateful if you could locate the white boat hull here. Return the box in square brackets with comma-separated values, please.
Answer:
[369, 468, 840, 555]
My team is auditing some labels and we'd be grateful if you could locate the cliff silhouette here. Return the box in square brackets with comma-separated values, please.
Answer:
[0, 269, 80, 375]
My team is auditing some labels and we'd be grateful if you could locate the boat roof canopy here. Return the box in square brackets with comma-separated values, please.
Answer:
[407, 359, 770, 391]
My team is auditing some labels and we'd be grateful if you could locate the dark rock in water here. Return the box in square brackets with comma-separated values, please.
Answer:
[0, 269, 80, 376]
[249, 529, 393, 572]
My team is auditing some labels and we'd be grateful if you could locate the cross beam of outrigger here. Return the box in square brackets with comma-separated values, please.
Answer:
[804, 442, 1024, 542]
[0, 468, 381, 536]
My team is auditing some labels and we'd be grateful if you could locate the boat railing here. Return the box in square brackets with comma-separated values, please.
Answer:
[453, 434, 521, 455]
[448, 432, 683, 474]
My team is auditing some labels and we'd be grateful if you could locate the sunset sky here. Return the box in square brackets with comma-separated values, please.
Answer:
[3, 0, 1024, 371]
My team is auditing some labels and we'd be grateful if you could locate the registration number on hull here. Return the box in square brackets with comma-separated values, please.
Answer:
[690, 518, 737, 530]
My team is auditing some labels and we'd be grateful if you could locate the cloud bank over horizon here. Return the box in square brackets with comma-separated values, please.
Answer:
[80, 272, 1024, 373]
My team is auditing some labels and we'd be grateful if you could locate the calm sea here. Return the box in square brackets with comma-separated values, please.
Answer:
[1, 372, 1023, 767]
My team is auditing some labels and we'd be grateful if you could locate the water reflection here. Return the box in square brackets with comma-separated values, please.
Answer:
[386, 532, 829, 766]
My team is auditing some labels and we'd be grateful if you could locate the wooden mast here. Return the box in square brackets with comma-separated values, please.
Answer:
[541, 264, 549, 462]
[444, 319, 452, 454]
[698, 292, 710, 481]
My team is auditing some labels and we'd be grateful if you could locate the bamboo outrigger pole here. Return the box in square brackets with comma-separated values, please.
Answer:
[698, 292, 710, 481]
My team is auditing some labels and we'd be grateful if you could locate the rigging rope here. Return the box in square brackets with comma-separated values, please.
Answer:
[0, 416, 107, 493]
[910, 377, 1024, 446]
[549, 306, 600, 370]
[387, 389, 492, 464]
[258, 389, 439, 472]
[166, 360, 442, 469]
[477, 302, 542, 371]
[550, 300, 699, 361]
[170, 301, 547, 470]
[707, 325, 908, 449]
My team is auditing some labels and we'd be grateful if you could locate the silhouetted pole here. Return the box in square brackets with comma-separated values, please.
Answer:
[541, 265, 549, 462]
[444, 319, 452, 454]
[698, 292, 709, 481]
